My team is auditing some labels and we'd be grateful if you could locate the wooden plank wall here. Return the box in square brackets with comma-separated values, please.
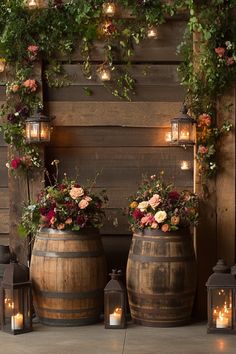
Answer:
[44, 18, 193, 277]
[0, 131, 9, 246]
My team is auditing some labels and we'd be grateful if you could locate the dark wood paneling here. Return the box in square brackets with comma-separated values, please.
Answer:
[0, 234, 9, 246]
[0, 147, 8, 187]
[58, 20, 186, 62]
[0, 210, 9, 234]
[0, 132, 7, 147]
[0, 188, 9, 208]
[0, 86, 6, 101]
[49, 126, 171, 147]
[47, 101, 182, 127]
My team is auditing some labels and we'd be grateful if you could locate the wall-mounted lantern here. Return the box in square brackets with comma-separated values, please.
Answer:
[171, 105, 196, 146]
[206, 259, 236, 334]
[0, 260, 32, 335]
[25, 110, 51, 143]
[0, 58, 6, 73]
[147, 26, 158, 39]
[104, 270, 126, 329]
[102, 2, 117, 17]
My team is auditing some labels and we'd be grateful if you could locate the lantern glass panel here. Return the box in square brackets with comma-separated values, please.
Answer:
[171, 122, 178, 142]
[40, 121, 50, 142]
[105, 291, 125, 327]
[210, 288, 232, 329]
[26, 122, 40, 142]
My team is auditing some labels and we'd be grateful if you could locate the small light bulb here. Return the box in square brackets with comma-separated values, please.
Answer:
[180, 161, 190, 170]
[103, 2, 117, 17]
[97, 66, 111, 82]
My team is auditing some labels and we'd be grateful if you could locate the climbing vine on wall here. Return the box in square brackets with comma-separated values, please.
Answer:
[0, 0, 235, 188]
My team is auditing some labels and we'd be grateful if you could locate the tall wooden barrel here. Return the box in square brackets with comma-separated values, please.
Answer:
[126, 229, 197, 327]
[30, 228, 107, 326]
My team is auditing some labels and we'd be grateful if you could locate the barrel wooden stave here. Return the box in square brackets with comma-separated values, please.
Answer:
[30, 229, 107, 326]
[126, 230, 197, 327]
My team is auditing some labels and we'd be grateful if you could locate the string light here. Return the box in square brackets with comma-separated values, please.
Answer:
[102, 2, 117, 17]
[180, 161, 190, 170]
[97, 65, 111, 82]
[147, 26, 158, 39]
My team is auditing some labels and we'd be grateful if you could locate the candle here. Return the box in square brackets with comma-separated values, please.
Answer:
[97, 67, 111, 82]
[147, 27, 158, 39]
[180, 130, 190, 140]
[216, 312, 229, 329]
[165, 132, 171, 143]
[109, 307, 122, 326]
[28, 0, 38, 8]
[103, 3, 116, 16]
[181, 161, 190, 170]
[11, 313, 23, 330]
[0, 58, 6, 73]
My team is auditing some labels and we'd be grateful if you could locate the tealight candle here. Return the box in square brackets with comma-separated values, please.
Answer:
[103, 3, 116, 17]
[181, 161, 190, 170]
[147, 26, 158, 39]
[216, 313, 229, 329]
[179, 130, 190, 140]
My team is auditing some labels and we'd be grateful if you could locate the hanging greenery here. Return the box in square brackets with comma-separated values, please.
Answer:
[0, 0, 235, 188]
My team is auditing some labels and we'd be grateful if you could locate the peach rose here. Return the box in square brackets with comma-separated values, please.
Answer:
[151, 221, 158, 229]
[65, 218, 73, 225]
[79, 199, 89, 209]
[161, 224, 170, 232]
[84, 196, 92, 202]
[11, 84, 20, 93]
[23, 79, 37, 92]
[148, 194, 162, 209]
[69, 187, 84, 199]
[57, 223, 65, 230]
[171, 215, 180, 226]
[215, 47, 225, 57]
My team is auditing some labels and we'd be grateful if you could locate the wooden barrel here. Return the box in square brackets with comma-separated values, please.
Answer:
[30, 228, 107, 326]
[126, 229, 197, 327]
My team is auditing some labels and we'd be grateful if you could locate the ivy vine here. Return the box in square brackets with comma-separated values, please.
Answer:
[0, 0, 235, 189]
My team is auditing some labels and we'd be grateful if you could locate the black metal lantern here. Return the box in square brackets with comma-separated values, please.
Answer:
[104, 270, 126, 329]
[206, 259, 236, 334]
[25, 110, 51, 143]
[171, 105, 196, 146]
[0, 260, 32, 334]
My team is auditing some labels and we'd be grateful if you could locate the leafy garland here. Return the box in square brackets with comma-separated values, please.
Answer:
[0, 0, 235, 188]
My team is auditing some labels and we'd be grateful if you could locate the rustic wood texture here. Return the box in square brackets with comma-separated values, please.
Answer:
[30, 229, 107, 326]
[0, 131, 9, 245]
[58, 20, 186, 62]
[45, 64, 184, 102]
[46, 126, 193, 235]
[126, 229, 197, 327]
[216, 87, 236, 264]
[47, 101, 183, 127]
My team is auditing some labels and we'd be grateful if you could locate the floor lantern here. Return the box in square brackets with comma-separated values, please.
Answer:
[104, 269, 126, 329]
[25, 110, 51, 143]
[206, 259, 236, 334]
[171, 105, 196, 146]
[0, 260, 32, 334]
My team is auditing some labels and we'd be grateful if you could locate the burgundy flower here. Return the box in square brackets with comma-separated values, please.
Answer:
[15, 104, 29, 117]
[132, 208, 144, 220]
[11, 157, 21, 169]
[168, 191, 180, 201]
[77, 215, 86, 226]
[39, 207, 47, 215]
[7, 113, 18, 124]
[46, 209, 55, 222]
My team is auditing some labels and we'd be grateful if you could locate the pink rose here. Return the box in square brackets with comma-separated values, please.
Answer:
[141, 213, 154, 226]
[198, 113, 211, 127]
[215, 47, 225, 57]
[27, 45, 39, 54]
[161, 224, 170, 232]
[23, 79, 37, 92]
[84, 196, 92, 202]
[69, 187, 84, 199]
[11, 157, 21, 169]
[148, 194, 161, 209]
[79, 199, 89, 209]
[198, 145, 208, 154]
[227, 57, 234, 66]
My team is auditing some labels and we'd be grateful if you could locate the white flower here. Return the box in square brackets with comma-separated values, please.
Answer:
[137, 201, 149, 212]
[154, 210, 167, 223]
[5, 162, 10, 169]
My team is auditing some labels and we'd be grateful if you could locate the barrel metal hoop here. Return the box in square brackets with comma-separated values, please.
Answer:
[32, 250, 103, 258]
[35, 289, 103, 299]
[129, 254, 194, 263]
[36, 235, 98, 241]
[35, 306, 99, 314]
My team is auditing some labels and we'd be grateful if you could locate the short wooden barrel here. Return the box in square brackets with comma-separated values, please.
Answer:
[30, 229, 107, 326]
[126, 229, 197, 327]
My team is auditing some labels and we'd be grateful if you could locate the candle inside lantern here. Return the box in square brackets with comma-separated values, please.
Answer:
[28, 0, 38, 8]
[97, 67, 111, 82]
[165, 131, 171, 143]
[103, 3, 116, 16]
[147, 26, 158, 39]
[216, 311, 229, 329]
[109, 307, 122, 326]
[179, 130, 190, 140]
[0, 58, 6, 73]
[181, 161, 190, 170]
[11, 313, 23, 330]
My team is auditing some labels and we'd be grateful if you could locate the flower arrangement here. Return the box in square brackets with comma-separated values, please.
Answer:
[127, 174, 198, 232]
[19, 162, 108, 237]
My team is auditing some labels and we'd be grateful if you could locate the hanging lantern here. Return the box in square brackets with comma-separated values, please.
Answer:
[26, 0, 46, 9]
[97, 65, 112, 82]
[206, 259, 236, 334]
[104, 270, 126, 329]
[170, 105, 196, 146]
[147, 26, 158, 39]
[25, 110, 51, 143]
[102, 2, 117, 17]
[0, 260, 32, 335]
[0, 58, 6, 73]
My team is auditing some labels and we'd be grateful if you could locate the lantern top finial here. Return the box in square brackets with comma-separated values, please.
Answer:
[109, 269, 122, 280]
[213, 259, 230, 274]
